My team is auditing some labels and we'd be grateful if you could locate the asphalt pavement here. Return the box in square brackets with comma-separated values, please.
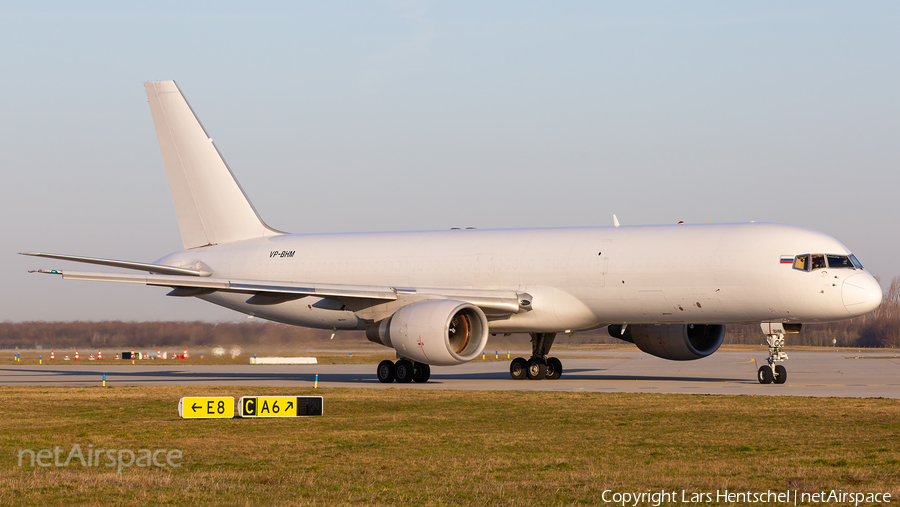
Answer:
[2, 350, 897, 398]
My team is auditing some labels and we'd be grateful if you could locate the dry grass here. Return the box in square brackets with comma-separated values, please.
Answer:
[0, 387, 898, 506]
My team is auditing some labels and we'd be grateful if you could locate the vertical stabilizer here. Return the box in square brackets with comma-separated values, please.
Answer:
[145, 80, 281, 249]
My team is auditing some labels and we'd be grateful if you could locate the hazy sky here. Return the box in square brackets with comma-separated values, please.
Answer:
[2, 2, 898, 322]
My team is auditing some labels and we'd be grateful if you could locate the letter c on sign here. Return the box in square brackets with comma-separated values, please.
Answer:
[602, 490, 612, 502]
[153, 449, 167, 467]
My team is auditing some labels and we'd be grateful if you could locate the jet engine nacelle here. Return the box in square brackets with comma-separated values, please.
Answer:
[365, 300, 489, 366]
[608, 324, 725, 361]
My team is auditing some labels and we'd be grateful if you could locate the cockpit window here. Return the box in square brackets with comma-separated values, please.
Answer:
[811, 254, 826, 270]
[794, 253, 861, 271]
[826, 255, 855, 268]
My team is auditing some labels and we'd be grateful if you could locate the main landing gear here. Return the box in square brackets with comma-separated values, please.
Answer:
[377, 359, 431, 384]
[757, 333, 788, 385]
[510, 332, 563, 380]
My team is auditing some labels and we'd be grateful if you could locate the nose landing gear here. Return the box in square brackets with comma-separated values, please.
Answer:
[758, 330, 788, 384]
[509, 332, 563, 380]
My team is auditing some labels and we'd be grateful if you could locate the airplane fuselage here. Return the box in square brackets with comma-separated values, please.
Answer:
[156, 222, 878, 333]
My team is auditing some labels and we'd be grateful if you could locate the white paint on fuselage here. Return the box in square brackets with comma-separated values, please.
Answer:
[156, 222, 880, 332]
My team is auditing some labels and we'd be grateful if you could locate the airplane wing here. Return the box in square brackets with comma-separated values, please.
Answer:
[28, 269, 530, 316]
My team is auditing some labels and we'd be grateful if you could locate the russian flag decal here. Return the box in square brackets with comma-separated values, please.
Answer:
[780, 256, 794, 264]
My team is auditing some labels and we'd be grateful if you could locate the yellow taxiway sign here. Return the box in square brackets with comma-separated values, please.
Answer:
[178, 397, 235, 419]
[239, 396, 323, 417]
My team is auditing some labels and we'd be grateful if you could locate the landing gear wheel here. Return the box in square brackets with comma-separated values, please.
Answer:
[413, 363, 431, 383]
[526, 357, 547, 380]
[761, 331, 789, 384]
[510, 357, 528, 380]
[377, 360, 396, 383]
[546, 357, 563, 380]
[774, 365, 787, 384]
[395, 359, 414, 383]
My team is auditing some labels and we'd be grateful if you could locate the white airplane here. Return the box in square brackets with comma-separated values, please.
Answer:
[24, 81, 882, 385]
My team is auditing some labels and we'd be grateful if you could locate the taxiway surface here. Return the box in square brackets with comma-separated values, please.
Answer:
[2, 350, 898, 398]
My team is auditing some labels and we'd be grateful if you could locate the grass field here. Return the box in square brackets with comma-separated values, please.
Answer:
[1, 386, 898, 506]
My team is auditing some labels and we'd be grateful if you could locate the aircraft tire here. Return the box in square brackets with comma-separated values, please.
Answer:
[774, 365, 787, 384]
[413, 363, 431, 383]
[510, 357, 528, 380]
[395, 359, 414, 383]
[757, 365, 773, 384]
[377, 360, 396, 383]
[526, 357, 547, 380]
[546, 357, 563, 380]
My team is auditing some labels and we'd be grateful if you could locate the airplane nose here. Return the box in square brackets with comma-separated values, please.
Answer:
[842, 273, 882, 316]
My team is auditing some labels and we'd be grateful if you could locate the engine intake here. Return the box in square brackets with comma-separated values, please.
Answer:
[608, 324, 725, 361]
[366, 300, 489, 366]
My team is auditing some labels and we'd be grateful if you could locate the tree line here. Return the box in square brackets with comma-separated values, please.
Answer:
[0, 321, 337, 350]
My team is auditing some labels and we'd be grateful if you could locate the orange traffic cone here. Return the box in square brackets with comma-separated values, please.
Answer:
[75, 350, 79, 360]
[51, 350, 55, 361]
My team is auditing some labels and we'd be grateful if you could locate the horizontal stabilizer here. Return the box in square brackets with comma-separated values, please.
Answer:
[31, 269, 399, 300]
[20, 252, 210, 276]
